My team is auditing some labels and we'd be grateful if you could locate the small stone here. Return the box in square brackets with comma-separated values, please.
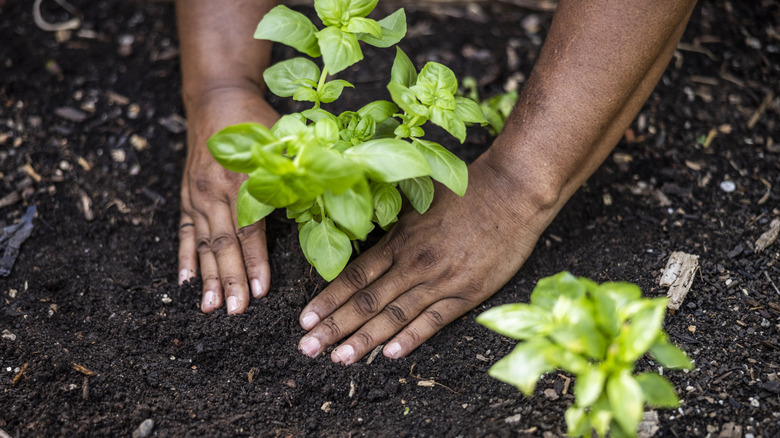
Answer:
[132, 419, 154, 438]
[719, 180, 736, 192]
[130, 134, 149, 151]
[127, 104, 141, 119]
[543, 388, 559, 400]
[504, 414, 522, 425]
[161, 295, 172, 304]
[111, 149, 126, 163]
[1, 330, 16, 341]
[8, 289, 17, 298]
[320, 401, 333, 413]
[55, 106, 89, 122]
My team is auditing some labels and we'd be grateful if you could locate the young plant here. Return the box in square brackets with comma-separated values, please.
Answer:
[460, 77, 517, 136]
[477, 272, 693, 438]
[206, 0, 486, 281]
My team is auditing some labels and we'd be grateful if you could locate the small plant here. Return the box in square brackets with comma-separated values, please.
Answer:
[460, 77, 517, 136]
[207, 0, 486, 280]
[477, 272, 693, 438]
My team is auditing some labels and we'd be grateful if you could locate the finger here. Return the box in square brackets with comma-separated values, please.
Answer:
[195, 219, 223, 313]
[178, 213, 198, 285]
[208, 206, 251, 315]
[330, 285, 437, 365]
[383, 297, 474, 360]
[298, 235, 396, 331]
[230, 197, 270, 298]
[298, 268, 415, 359]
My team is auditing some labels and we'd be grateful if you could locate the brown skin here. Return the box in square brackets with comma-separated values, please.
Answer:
[175, 0, 697, 362]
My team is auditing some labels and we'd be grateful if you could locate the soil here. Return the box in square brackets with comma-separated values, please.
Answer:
[1, 0, 780, 436]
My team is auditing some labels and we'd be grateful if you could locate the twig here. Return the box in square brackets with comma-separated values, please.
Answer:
[33, 0, 82, 32]
[408, 363, 461, 395]
[748, 91, 775, 129]
[765, 271, 780, 296]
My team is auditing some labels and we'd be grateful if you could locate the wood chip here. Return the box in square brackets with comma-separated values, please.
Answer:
[0, 191, 20, 209]
[72, 362, 96, 376]
[417, 380, 436, 387]
[747, 91, 774, 129]
[755, 218, 780, 253]
[21, 164, 42, 183]
[105, 90, 130, 105]
[12, 362, 28, 385]
[717, 422, 742, 438]
[320, 401, 333, 413]
[78, 189, 94, 221]
[247, 367, 258, 383]
[366, 344, 383, 365]
[130, 134, 149, 151]
[638, 411, 660, 438]
[54, 106, 89, 122]
[659, 251, 699, 310]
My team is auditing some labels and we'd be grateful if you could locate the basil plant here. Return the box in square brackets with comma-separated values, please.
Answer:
[477, 272, 693, 438]
[207, 0, 487, 281]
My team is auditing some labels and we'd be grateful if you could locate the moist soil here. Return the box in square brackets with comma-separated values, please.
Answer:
[1, 0, 780, 436]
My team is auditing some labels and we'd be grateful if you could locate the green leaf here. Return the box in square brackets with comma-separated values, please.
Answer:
[616, 299, 667, 363]
[237, 181, 275, 228]
[359, 8, 406, 48]
[530, 271, 586, 311]
[344, 138, 432, 182]
[588, 396, 613, 437]
[370, 182, 402, 228]
[319, 79, 354, 103]
[316, 26, 363, 74]
[345, 0, 379, 18]
[412, 139, 468, 196]
[590, 287, 621, 338]
[488, 338, 555, 395]
[246, 167, 299, 208]
[307, 217, 352, 281]
[254, 5, 321, 57]
[454, 96, 488, 125]
[430, 106, 466, 143]
[314, 0, 345, 26]
[390, 46, 417, 87]
[358, 100, 399, 123]
[399, 176, 434, 214]
[298, 144, 364, 194]
[416, 62, 458, 95]
[293, 86, 320, 103]
[564, 406, 589, 438]
[314, 118, 340, 145]
[476, 303, 551, 340]
[323, 179, 373, 239]
[649, 337, 693, 369]
[344, 17, 382, 38]
[607, 371, 644, 436]
[302, 108, 340, 125]
[387, 82, 428, 118]
[601, 282, 642, 314]
[573, 365, 606, 408]
[271, 114, 308, 139]
[298, 219, 317, 265]
[375, 118, 401, 138]
[207, 123, 276, 173]
[636, 372, 680, 408]
[263, 58, 321, 98]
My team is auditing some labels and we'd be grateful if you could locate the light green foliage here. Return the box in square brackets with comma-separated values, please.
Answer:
[476, 272, 693, 438]
[460, 76, 518, 136]
[208, 0, 489, 281]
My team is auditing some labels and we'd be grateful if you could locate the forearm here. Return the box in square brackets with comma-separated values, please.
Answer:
[488, 0, 697, 210]
[175, 0, 278, 109]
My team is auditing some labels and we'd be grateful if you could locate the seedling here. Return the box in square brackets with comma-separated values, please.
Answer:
[460, 77, 517, 136]
[477, 272, 693, 438]
[207, 0, 487, 280]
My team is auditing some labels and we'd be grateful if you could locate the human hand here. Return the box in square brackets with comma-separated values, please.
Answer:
[296, 150, 562, 364]
[178, 86, 279, 314]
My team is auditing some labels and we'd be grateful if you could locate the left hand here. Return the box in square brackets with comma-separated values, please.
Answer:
[296, 151, 561, 365]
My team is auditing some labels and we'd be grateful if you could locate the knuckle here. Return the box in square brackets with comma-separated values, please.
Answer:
[383, 303, 408, 324]
[196, 236, 211, 254]
[342, 263, 370, 290]
[422, 308, 445, 328]
[210, 233, 238, 255]
[194, 178, 213, 196]
[405, 328, 421, 346]
[411, 246, 439, 270]
[351, 289, 379, 316]
[220, 275, 242, 291]
[383, 226, 411, 257]
[319, 317, 343, 340]
[352, 331, 375, 349]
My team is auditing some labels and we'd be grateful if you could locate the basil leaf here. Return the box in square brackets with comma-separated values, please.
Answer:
[314, 118, 340, 145]
[246, 167, 299, 208]
[370, 182, 402, 228]
[412, 139, 468, 196]
[302, 108, 340, 125]
[323, 179, 373, 239]
[454, 96, 488, 125]
[298, 144, 363, 194]
[573, 365, 606, 408]
[293, 86, 320, 103]
[319, 79, 354, 103]
[271, 114, 307, 138]
[307, 217, 352, 281]
[314, 0, 345, 27]
[359, 8, 406, 48]
[387, 82, 428, 118]
[207, 123, 276, 173]
[564, 407, 589, 438]
[357, 100, 399, 123]
[398, 176, 433, 214]
[476, 303, 551, 340]
[416, 62, 458, 95]
[316, 27, 363, 74]
[344, 138, 431, 182]
[254, 6, 321, 57]
[263, 57, 321, 98]
[636, 373, 680, 408]
[530, 271, 586, 311]
[488, 338, 555, 395]
[390, 46, 417, 87]
[298, 219, 317, 265]
[345, 0, 379, 18]
[649, 337, 693, 369]
[375, 118, 401, 138]
[236, 180, 275, 228]
[606, 371, 644, 436]
[615, 299, 666, 363]
[344, 17, 382, 38]
[430, 106, 466, 143]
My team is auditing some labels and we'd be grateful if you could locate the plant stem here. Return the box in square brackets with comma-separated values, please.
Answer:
[394, 115, 423, 140]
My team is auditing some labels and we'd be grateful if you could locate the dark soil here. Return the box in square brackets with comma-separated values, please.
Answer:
[2, 0, 780, 436]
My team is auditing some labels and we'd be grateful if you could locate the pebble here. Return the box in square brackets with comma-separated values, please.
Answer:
[132, 419, 154, 438]
[504, 414, 522, 425]
[1, 330, 16, 341]
[720, 180, 736, 192]
[54, 106, 89, 123]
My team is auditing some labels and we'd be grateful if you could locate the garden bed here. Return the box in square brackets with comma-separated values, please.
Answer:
[1, 0, 779, 436]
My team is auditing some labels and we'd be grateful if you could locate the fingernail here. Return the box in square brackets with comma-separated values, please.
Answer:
[250, 279, 263, 298]
[299, 336, 321, 357]
[203, 291, 217, 308]
[385, 342, 402, 359]
[227, 296, 239, 314]
[179, 269, 190, 285]
[301, 312, 320, 330]
[332, 345, 354, 365]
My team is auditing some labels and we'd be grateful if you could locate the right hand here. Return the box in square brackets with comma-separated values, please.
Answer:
[178, 86, 279, 314]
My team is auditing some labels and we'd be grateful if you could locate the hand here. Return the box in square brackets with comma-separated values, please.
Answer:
[178, 86, 279, 314]
[296, 150, 562, 364]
